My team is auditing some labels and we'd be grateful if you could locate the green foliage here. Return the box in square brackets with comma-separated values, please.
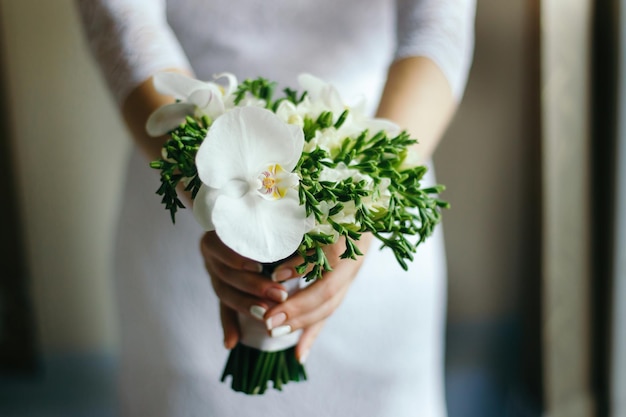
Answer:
[294, 114, 448, 281]
[149, 115, 208, 223]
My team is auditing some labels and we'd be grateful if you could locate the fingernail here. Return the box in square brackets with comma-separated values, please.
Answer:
[299, 350, 309, 364]
[249, 305, 266, 321]
[243, 261, 262, 273]
[266, 288, 288, 303]
[270, 325, 292, 338]
[265, 312, 287, 330]
[271, 268, 292, 282]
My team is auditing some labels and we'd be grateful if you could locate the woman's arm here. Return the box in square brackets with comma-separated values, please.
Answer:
[376, 56, 456, 162]
[121, 71, 191, 162]
[75, 0, 192, 106]
[75, 0, 195, 161]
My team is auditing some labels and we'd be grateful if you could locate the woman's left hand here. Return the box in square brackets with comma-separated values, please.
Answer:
[262, 233, 373, 364]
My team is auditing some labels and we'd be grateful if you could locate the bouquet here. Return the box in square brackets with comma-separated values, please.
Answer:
[146, 71, 448, 395]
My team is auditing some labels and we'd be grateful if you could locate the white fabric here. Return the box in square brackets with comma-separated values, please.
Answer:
[75, 1, 475, 416]
[239, 278, 305, 352]
[77, 0, 475, 104]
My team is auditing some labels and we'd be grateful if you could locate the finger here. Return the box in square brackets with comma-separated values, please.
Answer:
[200, 232, 263, 273]
[220, 302, 240, 349]
[207, 259, 288, 302]
[268, 237, 348, 282]
[208, 265, 288, 321]
[269, 234, 374, 282]
[264, 266, 352, 334]
[296, 319, 326, 364]
[201, 231, 289, 302]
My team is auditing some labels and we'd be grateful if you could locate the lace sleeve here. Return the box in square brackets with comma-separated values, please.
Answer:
[395, 0, 476, 100]
[75, 0, 192, 105]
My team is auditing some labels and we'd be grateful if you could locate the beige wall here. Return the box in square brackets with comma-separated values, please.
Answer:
[1, 0, 535, 353]
[1, 0, 128, 353]
[436, 0, 536, 321]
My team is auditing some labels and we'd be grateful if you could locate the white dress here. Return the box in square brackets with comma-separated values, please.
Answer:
[76, 1, 475, 416]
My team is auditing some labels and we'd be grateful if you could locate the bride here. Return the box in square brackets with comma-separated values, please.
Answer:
[76, 1, 475, 416]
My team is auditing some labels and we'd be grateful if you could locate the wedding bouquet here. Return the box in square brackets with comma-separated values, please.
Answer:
[146, 71, 448, 395]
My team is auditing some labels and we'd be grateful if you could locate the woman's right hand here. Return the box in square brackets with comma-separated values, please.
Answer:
[200, 231, 290, 349]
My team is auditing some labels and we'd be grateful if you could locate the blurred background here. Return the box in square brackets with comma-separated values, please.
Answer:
[0, 0, 624, 416]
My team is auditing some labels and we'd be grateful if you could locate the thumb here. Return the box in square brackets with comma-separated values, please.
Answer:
[296, 319, 326, 364]
[220, 302, 240, 349]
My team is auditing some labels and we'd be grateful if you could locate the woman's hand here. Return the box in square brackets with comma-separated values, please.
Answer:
[200, 231, 291, 349]
[264, 233, 373, 363]
[200, 231, 373, 362]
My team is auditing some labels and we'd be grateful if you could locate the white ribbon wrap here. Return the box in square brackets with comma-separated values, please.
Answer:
[238, 277, 309, 352]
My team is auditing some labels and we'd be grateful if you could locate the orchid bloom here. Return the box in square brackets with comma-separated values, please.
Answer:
[193, 106, 306, 262]
[146, 72, 238, 136]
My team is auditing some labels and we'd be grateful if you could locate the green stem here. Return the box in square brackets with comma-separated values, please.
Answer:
[221, 343, 307, 395]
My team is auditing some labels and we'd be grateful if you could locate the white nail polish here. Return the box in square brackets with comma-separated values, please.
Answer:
[299, 350, 309, 364]
[249, 305, 266, 320]
[265, 312, 287, 330]
[271, 268, 292, 282]
[270, 325, 292, 338]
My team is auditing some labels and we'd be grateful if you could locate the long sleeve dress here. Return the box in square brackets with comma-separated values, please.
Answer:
[75, 1, 475, 416]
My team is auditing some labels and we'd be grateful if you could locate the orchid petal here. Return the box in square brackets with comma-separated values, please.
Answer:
[192, 184, 219, 231]
[196, 106, 304, 188]
[153, 72, 209, 99]
[146, 102, 196, 136]
[201, 90, 226, 119]
[189, 89, 213, 108]
[212, 191, 306, 262]
[213, 72, 238, 96]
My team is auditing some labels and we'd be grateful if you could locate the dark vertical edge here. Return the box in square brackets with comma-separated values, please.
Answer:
[591, 1, 618, 415]
[516, 0, 544, 413]
[0, 4, 39, 374]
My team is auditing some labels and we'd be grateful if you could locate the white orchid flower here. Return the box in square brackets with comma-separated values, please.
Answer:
[193, 106, 306, 262]
[146, 72, 238, 136]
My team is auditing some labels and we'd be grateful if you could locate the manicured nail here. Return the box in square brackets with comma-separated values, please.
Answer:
[270, 325, 292, 338]
[265, 312, 287, 330]
[249, 305, 266, 321]
[243, 261, 263, 273]
[271, 268, 292, 282]
[266, 288, 288, 303]
[299, 350, 309, 364]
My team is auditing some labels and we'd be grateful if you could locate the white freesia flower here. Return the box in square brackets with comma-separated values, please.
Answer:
[297, 73, 402, 138]
[303, 128, 344, 153]
[193, 106, 306, 262]
[398, 148, 422, 171]
[146, 72, 238, 136]
[318, 163, 391, 213]
[330, 200, 358, 225]
[362, 177, 392, 212]
[275, 100, 305, 127]
[318, 162, 374, 186]
[297, 73, 345, 117]
[306, 202, 341, 240]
